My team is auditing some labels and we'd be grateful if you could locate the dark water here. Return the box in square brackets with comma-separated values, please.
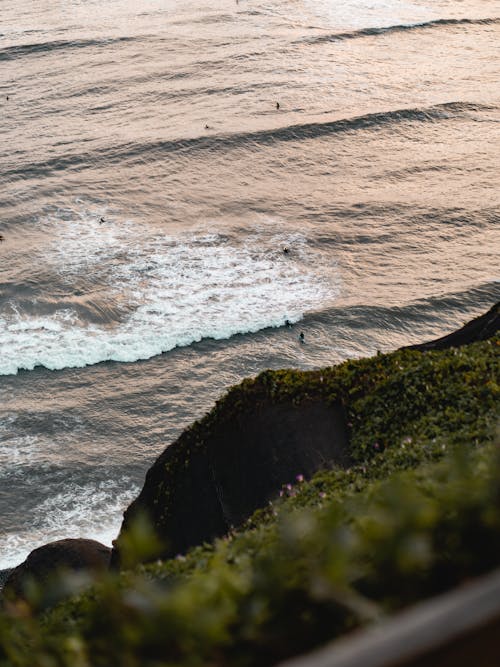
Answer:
[0, 0, 499, 568]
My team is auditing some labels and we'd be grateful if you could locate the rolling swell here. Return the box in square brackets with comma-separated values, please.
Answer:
[301, 17, 500, 45]
[3, 102, 492, 182]
[0, 35, 137, 62]
[310, 282, 500, 334]
[2, 0, 500, 584]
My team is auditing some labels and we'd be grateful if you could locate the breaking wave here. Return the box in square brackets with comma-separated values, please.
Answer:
[0, 211, 340, 375]
[0, 477, 139, 569]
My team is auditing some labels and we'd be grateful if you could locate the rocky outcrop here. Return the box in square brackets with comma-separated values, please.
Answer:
[112, 389, 350, 567]
[112, 301, 499, 569]
[0, 569, 12, 590]
[3, 538, 111, 600]
[405, 301, 499, 352]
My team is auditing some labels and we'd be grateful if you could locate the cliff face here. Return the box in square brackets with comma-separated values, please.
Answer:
[0, 305, 498, 667]
[0, 570, 12, 590]
[112, 301, 500, 568]
[112, 396, 350, 565]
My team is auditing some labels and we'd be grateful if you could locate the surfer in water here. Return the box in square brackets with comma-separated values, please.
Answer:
[299, 332, 305, 343]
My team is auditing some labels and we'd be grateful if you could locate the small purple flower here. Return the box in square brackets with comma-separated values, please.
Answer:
[296, 474, 304, 483]
[373, 442, 380, 451]
[286, 483, 293, 491]
[279, 490, 284, 497]
[319, 492, 326, 499]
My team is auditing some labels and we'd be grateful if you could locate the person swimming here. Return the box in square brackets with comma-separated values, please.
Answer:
[283, 246, 289, 254]
[100, 217, 105, 224]
[299, 332, 305, 343]
[285, 319, 292, 328]
[276, 101, 280, 110]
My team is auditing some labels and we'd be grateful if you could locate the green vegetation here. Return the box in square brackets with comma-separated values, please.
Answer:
[121, 335, 499, 543]
[1, 337, 499, 667]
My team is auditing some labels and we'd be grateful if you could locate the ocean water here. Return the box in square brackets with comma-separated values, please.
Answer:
[0, 0, 499, 569]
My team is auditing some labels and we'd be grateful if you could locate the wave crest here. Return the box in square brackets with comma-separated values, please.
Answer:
[0, 213, 340, 376]
[4, 101, 494, 183]
[300, 17, 500, 45]
[0, 35, 135, 62]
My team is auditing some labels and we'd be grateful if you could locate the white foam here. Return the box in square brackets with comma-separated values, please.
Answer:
[0, 479, 140, 570]
[0, 209, 340, 375]
[0, 433, 41, 468]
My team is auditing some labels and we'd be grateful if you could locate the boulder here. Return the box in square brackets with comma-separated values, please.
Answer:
[3, 538, 111, 600]
[112, 385, 350, 567]
[404, 301, 499, 352]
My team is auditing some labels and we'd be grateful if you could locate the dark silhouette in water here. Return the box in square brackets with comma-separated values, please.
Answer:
[0, 234, 4, 242]
[285, 319, 292, 328]
[299, 332, 305, 343]
[276, 101, 280, 110]
[283, 246, 289, 254]
[100, 217, 105, 224]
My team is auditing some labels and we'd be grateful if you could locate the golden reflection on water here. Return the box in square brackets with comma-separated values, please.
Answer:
[0, 0, 498, 566]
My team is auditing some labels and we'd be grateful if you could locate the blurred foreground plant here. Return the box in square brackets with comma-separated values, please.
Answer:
[1, 438, 499, 667]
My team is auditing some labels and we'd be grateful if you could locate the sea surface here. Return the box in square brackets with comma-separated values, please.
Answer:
[0, 0, 499, 569]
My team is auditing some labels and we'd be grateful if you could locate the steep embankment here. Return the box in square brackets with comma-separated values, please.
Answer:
[112, 390, 351, 565]
[112, 302, 499, 566]
[0, 304, 498, 667]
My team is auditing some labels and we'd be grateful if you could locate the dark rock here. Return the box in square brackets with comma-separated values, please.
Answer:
[0, 569, 12, 590]
[111, 302, 499, 569]
[404, 302, 499, 352]
[3, 538, 110, 600]
[112, 396, 350, 567]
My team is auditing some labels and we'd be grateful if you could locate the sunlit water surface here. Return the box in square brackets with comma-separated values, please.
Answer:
[0, 0, 499, 568]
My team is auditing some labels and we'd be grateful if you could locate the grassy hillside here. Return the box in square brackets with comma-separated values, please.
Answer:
[1, 336, 498, 667]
